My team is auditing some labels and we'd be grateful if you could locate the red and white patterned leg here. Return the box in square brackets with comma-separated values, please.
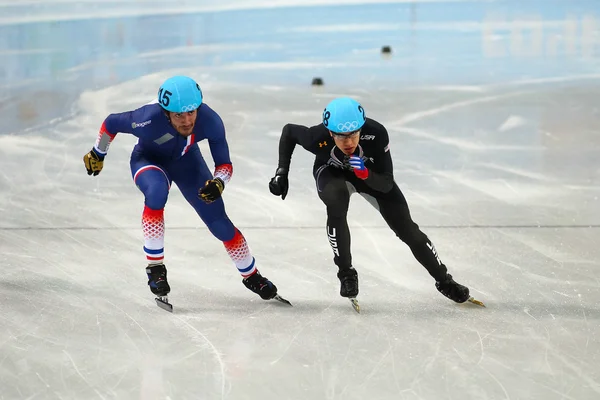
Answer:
[142, 205, 165, 265]
[224, 229, 256, 278]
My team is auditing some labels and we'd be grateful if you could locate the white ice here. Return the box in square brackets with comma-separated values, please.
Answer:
[1, 1, 600, 399]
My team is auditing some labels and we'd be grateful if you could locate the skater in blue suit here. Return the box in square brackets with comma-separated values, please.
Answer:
[83, 75, 283, 304]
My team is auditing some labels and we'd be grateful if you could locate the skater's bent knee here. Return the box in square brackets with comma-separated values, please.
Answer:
[319, 187, 349, 208]
[144, 189, 169, 209]
[207, 218, 235, 241]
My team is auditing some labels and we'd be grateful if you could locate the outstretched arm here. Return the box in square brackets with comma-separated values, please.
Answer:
[83, 109, 141, 176]
[96, 110, 144, 154]
[276, 123, 306, 172]
[269, 123, 308, 199]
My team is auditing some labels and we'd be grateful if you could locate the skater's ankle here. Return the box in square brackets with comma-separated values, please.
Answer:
[243, 270, 260, 281]
[147, 261, 164, 267]
[436, 273, 452, 284]
[337, 267, 357, 278]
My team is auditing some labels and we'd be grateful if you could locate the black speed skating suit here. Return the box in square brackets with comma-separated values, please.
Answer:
[276, 118, 449, 282]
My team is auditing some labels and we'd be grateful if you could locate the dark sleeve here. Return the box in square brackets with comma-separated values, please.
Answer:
[276, 123, 321, 172]
[364, 126, 394, 193]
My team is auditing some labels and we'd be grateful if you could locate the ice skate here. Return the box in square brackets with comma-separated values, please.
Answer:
[146, 264, 172, 312]
[337, 268, 360, 313]
[436, 274, 485, 307]
[338, 268, 359, 297]
[243, 271, 292, 306]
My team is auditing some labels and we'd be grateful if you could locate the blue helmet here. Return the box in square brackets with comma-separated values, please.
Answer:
[322, 97, 366, 133]
[157, 76, 203, 113]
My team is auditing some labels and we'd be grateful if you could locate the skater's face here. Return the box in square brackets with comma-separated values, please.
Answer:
[169, 109, 197, 137]
[330, 129, 361, 155]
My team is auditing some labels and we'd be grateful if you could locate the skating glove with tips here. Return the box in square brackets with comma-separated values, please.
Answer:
[269, 167, 289, 200]
[199, 178, 225, 203]
[348, 156, 368, 180]
[83, 148, 105, 176]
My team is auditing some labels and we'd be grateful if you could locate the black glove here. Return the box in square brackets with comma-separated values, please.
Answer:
[269, 167, 289, 200]
[83, 148, 105, 176]
[199, 178, 225, 203]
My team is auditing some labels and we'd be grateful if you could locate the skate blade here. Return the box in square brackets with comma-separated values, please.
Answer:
[273, 294, 293, 306]
[155, 296, 173, 312]
[349, 298, 360, 313]
[467, 297, 486, 308]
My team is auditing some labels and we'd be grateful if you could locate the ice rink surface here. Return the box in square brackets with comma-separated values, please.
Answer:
[1, 1, 600, 399]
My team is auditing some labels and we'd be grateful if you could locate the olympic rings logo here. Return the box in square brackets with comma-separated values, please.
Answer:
[336, 121, 360, 132]
[181, 103, 199, 112]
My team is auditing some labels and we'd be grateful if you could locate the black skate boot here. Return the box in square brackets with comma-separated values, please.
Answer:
[243, 271, 278, 300]
[337, 268, 359, 298]
[146, 264, 170, 297]
[435, 274, 470, 303]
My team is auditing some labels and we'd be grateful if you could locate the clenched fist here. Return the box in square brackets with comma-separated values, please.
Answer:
[199, 178, 225, 203]
[83, 148, 105, 176]
[269, 167, 289, 200]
